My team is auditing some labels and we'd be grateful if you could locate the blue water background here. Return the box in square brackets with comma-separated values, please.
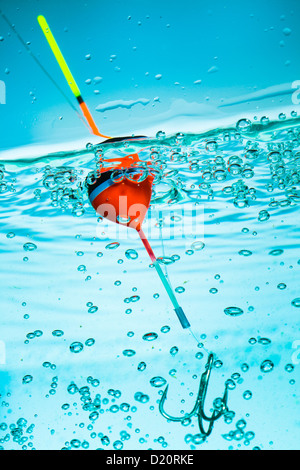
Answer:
[1, 0, 300, 148]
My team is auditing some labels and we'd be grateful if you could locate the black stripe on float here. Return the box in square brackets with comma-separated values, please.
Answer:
[101, 135, 147, 144]
[86, 170, 113, 197]
[76, 95, 84, 105]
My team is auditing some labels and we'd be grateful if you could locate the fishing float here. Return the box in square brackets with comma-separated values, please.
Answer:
[3, 12, 192, 330]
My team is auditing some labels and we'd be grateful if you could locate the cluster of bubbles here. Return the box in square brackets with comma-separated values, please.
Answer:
[1, 114, 299, 449]
[2, 340, 296, 449]
[25, 329, 43, 343]
[69, 338, 96, 353]
[35, 113, 300, 232]
[121, 326, 183, 365]
[46, 376, 59, 398]
[42, 165, 85, 217]
[66, 379, 102, 419]
[222, 418, 257, 448]
[0, 163, 16, 195]
[0, 416, 35, 450]
[62, 377, 155, 450]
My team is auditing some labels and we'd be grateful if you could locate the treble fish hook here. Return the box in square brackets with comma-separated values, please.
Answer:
[158, 353, 229, 438]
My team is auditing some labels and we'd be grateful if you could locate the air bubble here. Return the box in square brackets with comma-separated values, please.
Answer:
[157, 256, 175, 265]
[291, 298, 300, 308]
[105, 242, 120, 250]
[77, 265, 86, 272]
[258, 210, 270, 222]
[22, 375, 33, 384]
[122, 349, 136, 357]
[195, 351, 204, 360]
[111, 170, 124, 183]
[161, 325, 170, 333]
[52, 330, 64, 337]
[205, 140, 218, 152]
[142, 332, 158, 341]
[260, 359, 274, 373]
[125, 249, 138, 260]
[269, 249, 284, 256]
[239, 249, 252, 256]
[236, 118, 252, 133]
[134, 392, 149, 403]
[277, 283, 286, 290]
[150, 376, 166, 388]
[191, 241, 205, 251]
[69, 342, 84, 353]
[156, 130, 166, 140]
[23, 242, 37, 252]
[175, 286, 185, 294]
[282, 27, 292, 36]
[137, 362, 146, 371]
[113, 440, 123, 450]
[170, 346, 179, 356]
[88, 306, 98, 313]
[285, 363, 294, 373]
[224, 306, 244, 317]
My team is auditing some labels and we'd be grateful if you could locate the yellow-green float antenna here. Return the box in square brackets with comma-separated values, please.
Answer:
[37, 15, 110, 139]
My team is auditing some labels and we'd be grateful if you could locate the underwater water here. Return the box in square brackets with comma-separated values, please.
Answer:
[0, 0, 300, 452]
[0, 115, 300, 450]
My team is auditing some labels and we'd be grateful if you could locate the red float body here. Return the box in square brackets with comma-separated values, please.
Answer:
[87, 149, 154, 231]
